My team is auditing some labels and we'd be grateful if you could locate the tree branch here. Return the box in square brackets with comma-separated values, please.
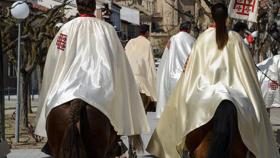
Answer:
[3, 34, 30, 52]
[203, 0, 213, 9]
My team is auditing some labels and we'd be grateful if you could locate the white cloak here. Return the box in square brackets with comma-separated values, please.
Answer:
[257, 55, 280, 107]
[156, 32, 195, 118]
[125, 36, 157, 101]
[147, 28, 279, 158]
[35, 17, 150, 137]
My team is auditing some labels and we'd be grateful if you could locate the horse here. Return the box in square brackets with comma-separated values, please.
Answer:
[45, 99, 125, 158]
[184, 100, 249, 158]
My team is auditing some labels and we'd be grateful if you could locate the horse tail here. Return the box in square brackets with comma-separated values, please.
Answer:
[207, 100, 238, 158]
[60, 99, 88, 158]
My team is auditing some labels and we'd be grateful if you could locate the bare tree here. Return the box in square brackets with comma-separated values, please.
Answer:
[256, 0, 280, 61]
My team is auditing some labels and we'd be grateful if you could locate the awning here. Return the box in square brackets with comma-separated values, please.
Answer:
[38, 0, 78, 17]
[120, 6, 140, 25]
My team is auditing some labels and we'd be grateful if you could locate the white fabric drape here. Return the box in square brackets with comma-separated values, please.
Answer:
[35, 17, 150, 137]
[147, 28, 279, 158]
[156, 32, 195, 118]
[257, 55, 280, 107]
[125, 36, 157, 101]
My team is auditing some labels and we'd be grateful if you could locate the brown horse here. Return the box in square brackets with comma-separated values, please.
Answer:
[185, 100, 250, 158]
[45, 99, 125, 158]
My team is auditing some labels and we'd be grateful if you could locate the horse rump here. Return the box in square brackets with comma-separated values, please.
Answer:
[185, 100, 248, 158]
[46, 100, 88, 158]
[46, 99, 126, 158]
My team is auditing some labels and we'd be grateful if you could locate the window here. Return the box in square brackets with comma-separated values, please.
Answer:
[7, 63, 16, 77]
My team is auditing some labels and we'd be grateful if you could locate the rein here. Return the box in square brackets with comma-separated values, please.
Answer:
[255, 64, 280, 86]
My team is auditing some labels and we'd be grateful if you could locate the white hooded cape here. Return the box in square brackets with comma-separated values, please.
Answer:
[35, 17, 150, 137]
[147, 28, 279, 158]
[257, 55, 280, 107]
[156, 32, 195, 118]
[125, 36, 157, 101]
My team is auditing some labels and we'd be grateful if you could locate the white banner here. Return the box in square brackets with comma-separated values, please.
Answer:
[228, 0, 259, 22]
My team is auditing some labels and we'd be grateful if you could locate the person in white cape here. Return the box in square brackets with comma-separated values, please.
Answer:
[156, 21, 195, 118]
[125, 25, 157, 111]
[257, 53, 280, 108]
[124, 24, 157, 157]
[35, 0, 150, 155]
[147, 3, 279, 158]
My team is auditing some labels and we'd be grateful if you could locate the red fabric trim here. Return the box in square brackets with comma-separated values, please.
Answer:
[180, 29, 188, 32]
[79, 14, 95, 17]
[209, 23, 216, 28]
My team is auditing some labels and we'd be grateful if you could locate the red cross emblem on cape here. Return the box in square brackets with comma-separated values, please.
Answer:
[56, 33, 67, 51]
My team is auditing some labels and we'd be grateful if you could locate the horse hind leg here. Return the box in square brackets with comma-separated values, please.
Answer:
[192, 131, 213, 158]
[81, 104, 120, 158]
[46, 103, 71, 158]
[185, 119, 212, 158]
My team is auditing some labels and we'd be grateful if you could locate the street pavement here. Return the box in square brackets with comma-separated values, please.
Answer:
[6, 111, 157, 158]
[7, 149, 50, 158]
[3, 97, 280, 157]
[6, 112, 158, 158]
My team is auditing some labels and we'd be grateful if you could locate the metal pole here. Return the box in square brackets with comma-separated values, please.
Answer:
[15, 22, 21, 143]
[0, 23, 5, 142]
